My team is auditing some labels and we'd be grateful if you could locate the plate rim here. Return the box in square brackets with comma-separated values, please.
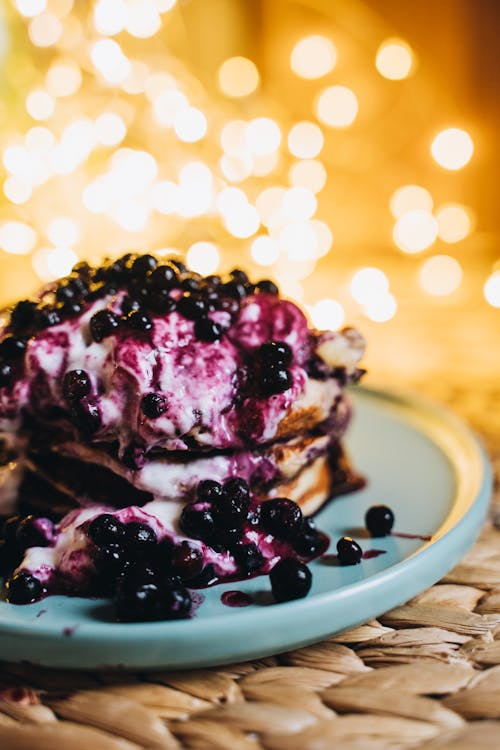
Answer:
[0, 386, 492, 667]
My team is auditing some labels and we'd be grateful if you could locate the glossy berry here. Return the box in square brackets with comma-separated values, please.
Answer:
[63, 369, 91, 401]
[204, 275, 221, 289]
[36, 306, 61, 329]
[194, 318, 223, 342]
[6, 572, 44, 604]
[232, 543, 264, 575]
[179, 503, 216, 544]
[94, 544, 131, 584]
[55, 282, 77, 303]
[141, 393, 167, 419]
[197, 479, 223, 502]
[16, 516, 53, 550]
[168, 258, 187, 273]
[149, 289, 176, 314]
[120, 296, 141, 315]
[122, 522, 158, 558]
[126, 309, 152, 332]
[293, 517, 327, 557]
[336, 536, 362, 565]
[88, 514, 125, 548]
[90, 309, 120, 342]
[161, 587, 193, 619]
[114, 580, 191, 622]
[259, 341, 293, 367]
[181, 276, 201, 293]
[131, 254, 157, 277]
[177, 294, 207, 321]
[260, 498, 303, 540]
[148, 264, 177, 290]
[61, 301, 83, 319]
[229, 269, 249, 284]
[223, 477, 249, 504]
[216, 296, 240, 316]
[70, 399, 101, 434]
[10, 300, 37, 331]
[213, 495, 249, 529]
[0, 362, 13, 387]
[0, 336, 27, 360]
[365, 505, 395, 537]
[222, 280, 247, 300]
[170, 541, 204, 581]
[256, 279, 279, 295]
[270, 558, 312, 603]
[260, 367, 292, 397]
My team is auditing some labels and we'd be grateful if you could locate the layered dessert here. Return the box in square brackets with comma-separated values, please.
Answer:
[0, 254, 365, 619]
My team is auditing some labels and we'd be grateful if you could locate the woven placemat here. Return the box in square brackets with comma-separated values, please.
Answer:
[0, 383, 499, 750]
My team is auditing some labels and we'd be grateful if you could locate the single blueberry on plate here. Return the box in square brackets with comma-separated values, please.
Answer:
[6, 571, 44, 604]
[270, 558, 312, 602]
[365, 505, 395, 537]
[336, 536, 362, 565]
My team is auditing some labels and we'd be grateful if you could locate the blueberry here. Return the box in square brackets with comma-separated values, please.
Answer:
[168, 258, 187, 274]
[125, 309, 152, 332]
[204, 275, 221, 289]
[256, 279, 279, 295]
[177, 294, 207, 321]
[16, 516, 53, 550]
[0, 362, 14, 387]
[70, 399, 101, 434]
[194, 318, 223, 342]
[35, 306, 61, 329]
[120, 296, 141, 315]
[187, 562, 217, 587]
[94, 543, 131, 583]
[180, 277, 201, 293]
[223, 477, 249, 504]
[197, 479, 223, 502]
[293, 517, 327, 557]
[260, 367, 292, 396]
[232, 543, 263, 575]
[229, 269, 249, 284]
[259, 498, 303, 540]
[63, 369, 91, 401]
[55, 282, 77, 303]
[0, 336, 26, 360]
[61, 301, 83, 318]
[6, 572, 44, 604]
[114, 580, 191, 622]
[122, 522, 157, 558]
[214, 484, 250, 528]
[88, 514, 125, 547]
[131, 254, 157, 277]
[365, 505, 395, 537]
[141, 393, 167, 419]
[214, 526, 244, 547]
[148, 264, 177, 290]
[222, 280, 247, 300]
[121, 442, 145, 470]
[148, 290, 176, 314]
[216, 297, 240, 315]
[10, 300, 37, 331]
[72, 261, 93, 279]
[260, 341, 293, 367]
[336, 536, 362, 565]
[179, 503, 216, 544]
[169, 541, 204, 581]
[90, 309, 120, 343]
[270, 559, 312, 602]
[98, 255, 132, 283]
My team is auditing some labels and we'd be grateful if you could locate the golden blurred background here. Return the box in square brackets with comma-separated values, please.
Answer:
[0, 0, 498, 431]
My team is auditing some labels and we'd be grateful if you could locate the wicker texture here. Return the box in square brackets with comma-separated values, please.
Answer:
[0, 378, 499, 749]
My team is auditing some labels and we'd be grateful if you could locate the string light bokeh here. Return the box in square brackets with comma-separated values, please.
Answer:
[0, 0, 498, 385]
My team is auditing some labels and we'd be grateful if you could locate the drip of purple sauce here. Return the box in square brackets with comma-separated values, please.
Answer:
[391, 531, 432, 541]
[362, 549, 386, 559]
[221, 590, 253, 607]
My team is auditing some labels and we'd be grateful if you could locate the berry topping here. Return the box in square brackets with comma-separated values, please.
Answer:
[131, 254, 157, 277]
[177, 294, 207, 321]
[6, 572, 44, 604]
[0, 336, 26, 360]
[90, 309, 120, 342]
[232, 543, 264, 575]
[10, 300, 37, 330]
[114, 578, 191, 622]
[169, 541, 204, 581]
[16, 515, 53, 550]
[223, 476, 250, 503]
[122, 522, 158, 558]
[120, 296, 141, 315]
[61, 301, 83, 318]
[63, 369, 91, 401]
[149, 264, 177, 289]
[256, 279, 279, 295]
[125, 309, 153, 332]
[179, 503, 216, 544]
[148, 289, 176, 314]
[205, 274, 221, 289]
[260, 366, 293, 397]
[70, 399, 102, 434]
[336, 536, 362, 565]
[141, 393, 167, 419]
[213, 490, 249, 529]
[365, 505, 395, 537]
[293, 517, 327, 557]
[35, 306, 61, 329]
[270, 558, 312, 602]
[260, 498, 303, 540]
[94, 544, 131, 590]
[222, 279, 247, 300]
[194, 318, 223, 342]
[197, 479, 223, 501]
[169, 258, 187, 273]
[88, 514, 125, 547]
[260, 341, 293, 367]
[0, 362, 14, 387]
[181, 276, 201, 293]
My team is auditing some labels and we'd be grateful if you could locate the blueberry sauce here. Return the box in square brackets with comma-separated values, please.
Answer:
[362, 549, 387, 559]
[221, 590, 253, 607]
[391, 532, 432, 541]
[62, 624, 79, 637]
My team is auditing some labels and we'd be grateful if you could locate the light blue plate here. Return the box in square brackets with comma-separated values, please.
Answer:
[0, 387, 492, 670]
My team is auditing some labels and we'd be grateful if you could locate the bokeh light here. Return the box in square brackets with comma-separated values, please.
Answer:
[290, 36, 337, 79]
[279, 222, 317, 261]
[435, 203, 473, 243]
[390, 185, 433, 219]
[0, 222, 37, 255]
[45, 59, 82, 97]
[484, 271, 500, 308]
[316, 86, 358, 128]
[375, 38, 415, 80]
[29, 12, 62, 47]
[309, 299, 345, 330]
[251, 235, 280, 266]
[350, 267, 390, 304]
[282, 187, 317, 221]
[47, 217, 79, 246]
[15, 0, 47, 18]
[245, 118, 281, 156]
[419, 255, 463, 296]
[393, 209, 438, 253]
[431, 128, 474, 170]
[26, 89, 55, 121]
[363, 293, 397, 322]
[173, 107, 207, 142]
[289, 160, 327, 194]
[218, 57, 259, 97]
[287, 122, 324, 159]
[186, 242, 220, 275]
